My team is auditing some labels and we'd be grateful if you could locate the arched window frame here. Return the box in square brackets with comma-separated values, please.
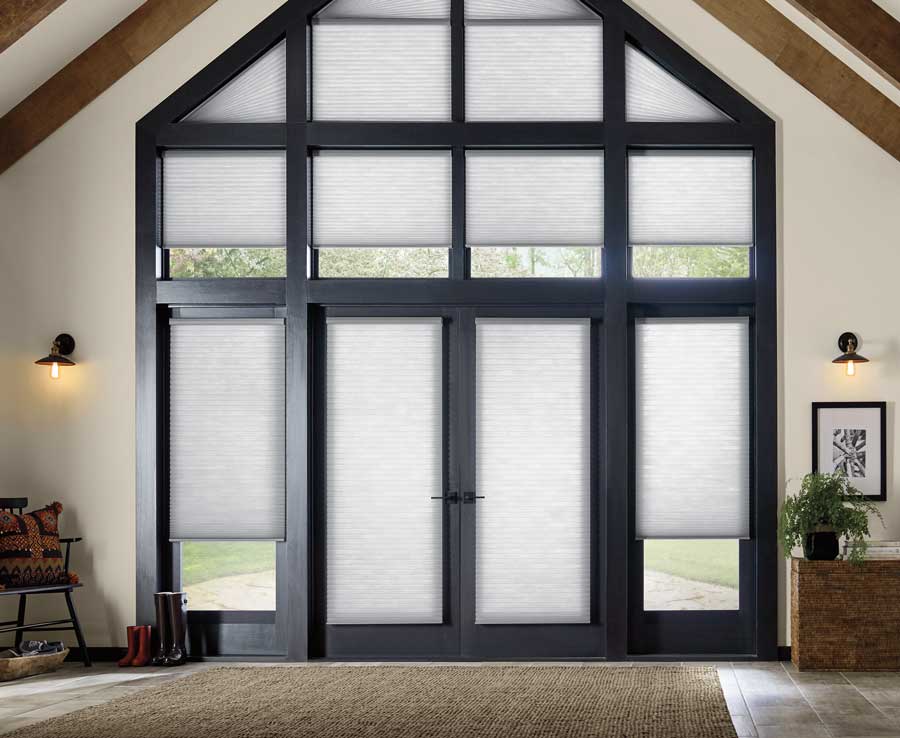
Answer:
[136, 0, 777, 660]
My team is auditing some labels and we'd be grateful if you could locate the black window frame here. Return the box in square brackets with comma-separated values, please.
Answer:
[136, 0, 777, 660]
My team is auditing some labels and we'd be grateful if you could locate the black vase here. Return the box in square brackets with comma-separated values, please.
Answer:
[803, 531, 839, 561]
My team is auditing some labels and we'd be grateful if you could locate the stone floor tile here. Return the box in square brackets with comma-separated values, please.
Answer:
[755, 725, 833, 738]
[0, 716, 44, 735]
[818, 712, 900, 737]
[731, 714, 758, 736]
[800, 684, 884, 713]
[856, 687, 900, 708]
[748, 703, 824, 727]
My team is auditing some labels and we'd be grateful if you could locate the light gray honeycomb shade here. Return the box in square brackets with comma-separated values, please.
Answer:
[625, 44, 731, 123]
[476, 319, 591, 624]
[628, 151, 753, 247]
[162, 150, 286, 248]
[466, 151, 603, 247]
[326, 318, 444, 624]
[312, 22, 450, 121]
[312, 151, 452, 248]
[317, 0, 449, 18]
[635, 318, 750, 540]
[465, 22, 602, 121]
[169, 320, 286, 541]
[181, 41, 286, 123]
[465, 0, 595, 19]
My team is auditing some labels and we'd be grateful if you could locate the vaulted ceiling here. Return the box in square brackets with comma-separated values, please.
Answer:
[0, 0, 898, 174]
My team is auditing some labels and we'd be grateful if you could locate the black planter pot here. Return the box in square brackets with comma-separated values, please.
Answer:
[803, 530, 840, 561]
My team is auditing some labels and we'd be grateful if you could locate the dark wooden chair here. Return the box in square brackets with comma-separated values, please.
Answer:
[0, 498, 90, 666]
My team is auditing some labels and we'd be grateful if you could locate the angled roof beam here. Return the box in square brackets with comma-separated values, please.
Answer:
[787, 0, 900, 89]
[0, 0, 219, 175]
[0, 0, 66, 54]
[693, 0, 900, 163]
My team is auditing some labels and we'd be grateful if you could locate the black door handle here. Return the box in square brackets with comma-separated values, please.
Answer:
[431, 492, 460, 504]
[463, 492, 485, 504]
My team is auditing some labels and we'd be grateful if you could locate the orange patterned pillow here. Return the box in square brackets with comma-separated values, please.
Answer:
[0, 502, 69, 588]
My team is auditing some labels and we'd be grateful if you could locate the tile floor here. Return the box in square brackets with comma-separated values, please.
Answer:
[0, 660, 898, 736]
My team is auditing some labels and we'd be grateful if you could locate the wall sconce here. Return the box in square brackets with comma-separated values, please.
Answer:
[35, 333, 76, 380]
[832, 332, 868, 377]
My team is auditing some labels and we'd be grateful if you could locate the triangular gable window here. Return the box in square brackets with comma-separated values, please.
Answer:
[626, 43, 731, 123]
[181, 41, 286, 124]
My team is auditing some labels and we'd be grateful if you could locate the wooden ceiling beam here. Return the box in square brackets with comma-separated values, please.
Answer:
[0, 0, 66, 54]
[693, 0, 900, 163]
[787, 0, 900, 89]
[0, 0, 218, 174]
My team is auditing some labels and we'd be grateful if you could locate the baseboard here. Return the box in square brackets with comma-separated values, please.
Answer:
[777, 646, 791, 661]
[70, 646, 125, 663]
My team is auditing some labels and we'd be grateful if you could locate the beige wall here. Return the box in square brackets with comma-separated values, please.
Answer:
[1, 0, 899, 649]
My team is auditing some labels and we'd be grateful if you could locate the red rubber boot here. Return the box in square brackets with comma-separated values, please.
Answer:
[131, 625, 152, 667]
[117, 626, 138, 667]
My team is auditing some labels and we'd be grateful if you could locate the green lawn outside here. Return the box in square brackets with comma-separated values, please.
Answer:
[181, 542, 276, 587]
[643, 540, 739, 589]
[182, 540, 738, 590]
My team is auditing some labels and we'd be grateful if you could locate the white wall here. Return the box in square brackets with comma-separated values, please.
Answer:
[1, 0, 899, 649]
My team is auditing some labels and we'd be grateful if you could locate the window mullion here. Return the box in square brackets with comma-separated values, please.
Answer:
[451, 0, 465, 123]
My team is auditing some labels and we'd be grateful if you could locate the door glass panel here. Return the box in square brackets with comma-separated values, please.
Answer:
[326, 318, 444, 624]
[475, 319, 591, 624]
[643, 539, 739, 611]
[181, 541, 276, 611]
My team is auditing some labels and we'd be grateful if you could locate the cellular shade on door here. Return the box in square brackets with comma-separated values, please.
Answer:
[634, 317, 750, 539]
[326, 318, 444, 624]
[169, 320, 286, 541]
[464, 0, 602, 121]
[475, 319, 591, 623]
[312, 0, 450, 121]
[162, 150, 286, 248]
[628, 151, 753, 248]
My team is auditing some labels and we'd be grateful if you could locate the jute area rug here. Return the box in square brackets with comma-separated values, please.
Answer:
[9, 665, 737, 738]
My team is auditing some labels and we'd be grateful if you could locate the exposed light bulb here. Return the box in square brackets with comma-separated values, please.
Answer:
[50, 362, 60, 380]
[846, 360, 855, 377]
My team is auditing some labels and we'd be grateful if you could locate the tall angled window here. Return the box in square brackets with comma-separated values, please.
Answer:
[311, 150, 452, 277]
[467, 151, 604, 277]
[635, 318, 749, 611]
[162, 150, 287, 278]
[312, 0, 451, 121]
[629, 150, 753, 278]
[465, 0, 603, 121]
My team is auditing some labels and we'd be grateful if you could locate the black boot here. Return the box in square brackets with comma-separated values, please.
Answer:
[151, 592, 171, 666]
[165, 592, 188, 666]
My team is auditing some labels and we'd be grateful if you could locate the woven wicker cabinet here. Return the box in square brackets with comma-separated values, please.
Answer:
[791, 558, 900, 671]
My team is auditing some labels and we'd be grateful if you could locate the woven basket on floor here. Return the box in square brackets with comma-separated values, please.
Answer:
[0, 648, 68, 682]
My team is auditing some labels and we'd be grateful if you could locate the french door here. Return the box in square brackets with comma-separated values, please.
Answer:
[312, 307, 604, 659]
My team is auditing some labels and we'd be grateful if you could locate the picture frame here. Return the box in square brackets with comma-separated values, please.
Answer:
[812, 401, 887, 501]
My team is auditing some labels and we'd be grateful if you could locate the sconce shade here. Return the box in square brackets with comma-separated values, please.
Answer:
[34, 333, 76, 366]
[832, 331, 868, 365]
[34, 354, 76, 367]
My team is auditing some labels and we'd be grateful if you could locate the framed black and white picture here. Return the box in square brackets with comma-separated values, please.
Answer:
[812, 402, 887, 501]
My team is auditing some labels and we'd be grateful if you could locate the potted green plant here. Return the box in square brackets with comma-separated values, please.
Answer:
[779, 472, 883, 563]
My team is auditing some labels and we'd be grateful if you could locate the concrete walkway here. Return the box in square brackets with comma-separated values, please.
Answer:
[184, 569, 276, 611]
[644, 569, 738, 610]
